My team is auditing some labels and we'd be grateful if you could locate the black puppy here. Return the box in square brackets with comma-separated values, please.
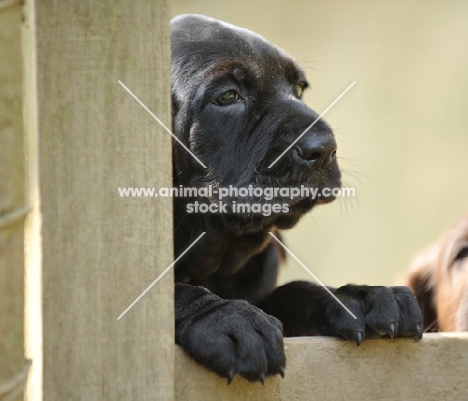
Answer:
[171, 14, 422, 384]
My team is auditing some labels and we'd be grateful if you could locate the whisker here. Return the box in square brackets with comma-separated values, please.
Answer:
[341, 170, 367, 188]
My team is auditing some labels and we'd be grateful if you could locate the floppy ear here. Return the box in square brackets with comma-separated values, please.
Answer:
[404, 245, 439, 331]
[171, 93, 193, 185]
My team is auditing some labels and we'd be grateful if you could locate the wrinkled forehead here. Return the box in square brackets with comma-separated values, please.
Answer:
[171, 15, 306, 84]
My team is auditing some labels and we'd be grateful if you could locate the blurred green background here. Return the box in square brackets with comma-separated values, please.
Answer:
[172, 0, 468, 286]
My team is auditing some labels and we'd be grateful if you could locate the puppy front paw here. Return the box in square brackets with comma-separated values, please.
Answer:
[323, 285, 423, 344]
[176, 287, 285, 384]
[261, 281, 422, 343]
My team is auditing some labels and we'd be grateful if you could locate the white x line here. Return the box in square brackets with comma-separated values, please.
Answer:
[117, 79, 357, 320]
[117, 232, 206, 320]
[268, 81, 356, 168]
[118, 80, 207, 168]
[268, 232, 357, 319]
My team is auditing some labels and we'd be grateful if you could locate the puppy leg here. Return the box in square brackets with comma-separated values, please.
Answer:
[175, 283, 285, 384]
[260, 281, 422, 342]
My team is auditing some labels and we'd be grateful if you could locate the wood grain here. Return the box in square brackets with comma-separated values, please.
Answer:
[176, 334, 468, 401]
[32, 1, 174, 399]
[0, 3, 27, 400]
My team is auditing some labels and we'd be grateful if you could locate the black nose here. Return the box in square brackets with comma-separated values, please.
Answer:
[293, 133, 337, 170]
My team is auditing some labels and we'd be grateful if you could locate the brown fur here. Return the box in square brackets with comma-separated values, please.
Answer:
[405, 215, 468, 332]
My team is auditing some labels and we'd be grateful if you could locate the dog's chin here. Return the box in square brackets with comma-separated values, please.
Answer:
[218, 212, 300, 235]
[212, 172, 341, 234]
[217, 194, 337, 235]
[289, 193, 336, 210]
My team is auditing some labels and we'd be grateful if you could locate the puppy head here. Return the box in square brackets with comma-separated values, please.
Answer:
[171, 15, 341, 231]
[406, 215, 468, 331]
[436, 215, 468, 331]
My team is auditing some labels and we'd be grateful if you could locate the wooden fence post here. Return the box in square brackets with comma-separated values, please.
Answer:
[0, 1, 30, 400]
[23, 0, 174, 399]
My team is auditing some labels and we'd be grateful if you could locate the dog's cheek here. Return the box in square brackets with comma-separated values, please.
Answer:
[458, 293, 468, 331]
[443, 259, 468, 331]
[192, 108, 259, 183]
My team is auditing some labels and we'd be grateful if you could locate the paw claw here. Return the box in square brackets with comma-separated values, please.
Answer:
[260, 374, 265, 386]
[279, 366, 285, 378]
[355, 330, 363, 346]
[389, 322, 395, 338]
[416, 323, 422, 339]
[227, 370, 234, 385]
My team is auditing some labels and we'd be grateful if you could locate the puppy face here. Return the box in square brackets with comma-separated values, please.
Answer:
[171, 15, 341, 231]
[407, 215, 468, 331]
[435, 216, 468, 331]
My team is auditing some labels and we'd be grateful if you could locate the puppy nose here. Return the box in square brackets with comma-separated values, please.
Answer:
[293, 134, 337, 170]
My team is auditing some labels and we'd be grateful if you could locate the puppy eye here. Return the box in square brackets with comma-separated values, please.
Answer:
[454, 247, 468, 264]
[295, 82, 307, 98]
[213, 90, 240, 106]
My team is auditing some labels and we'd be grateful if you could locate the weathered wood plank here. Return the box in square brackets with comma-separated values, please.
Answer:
[31, 0, 173, 399]
[0, 2, 27, 400]
[176, 334, 468, 401]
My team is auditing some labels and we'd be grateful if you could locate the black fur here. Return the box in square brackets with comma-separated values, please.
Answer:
[171, 14, 422, 384]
